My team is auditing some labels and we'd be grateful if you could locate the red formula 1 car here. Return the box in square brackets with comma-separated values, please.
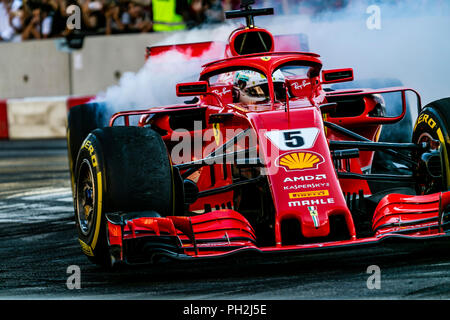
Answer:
[67, 2, 450, 267]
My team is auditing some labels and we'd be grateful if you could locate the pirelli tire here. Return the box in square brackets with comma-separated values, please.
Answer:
[74, 126, 175, 267]
[412, 97, 450, 194]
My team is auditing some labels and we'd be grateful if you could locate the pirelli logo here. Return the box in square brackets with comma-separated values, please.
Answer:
[289, 190, 329, 199]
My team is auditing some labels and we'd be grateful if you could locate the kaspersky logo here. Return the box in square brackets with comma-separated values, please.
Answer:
[277, 151, 324, 171]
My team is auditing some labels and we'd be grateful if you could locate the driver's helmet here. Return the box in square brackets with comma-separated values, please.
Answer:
[233, 70, 285, 104]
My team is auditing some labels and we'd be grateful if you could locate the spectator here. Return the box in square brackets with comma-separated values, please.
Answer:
[80, 0, 107, 34]
[0, 0, 13, 41]
[152, 0, 186, 31]
[21, 3, 49, 39]
[123, 1, 152, 33]
[0, 0, 25, 41]
[190, 0, 206, 28]
[222, 0, 240, 11]
[0, 0, 364, 42]
[9, 1, 27, 39]
[204, 0, 225, 25]
[106, 0, 151, 34]
[50, 0, 74, 37]
[104, 0, 124, 34]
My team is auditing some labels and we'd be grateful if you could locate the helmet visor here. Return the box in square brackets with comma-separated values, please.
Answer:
[243, 83, 270, 99]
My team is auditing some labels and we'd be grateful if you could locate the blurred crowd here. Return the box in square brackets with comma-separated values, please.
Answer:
[0, 0, 355, 42]
[0, 0, 446, 42]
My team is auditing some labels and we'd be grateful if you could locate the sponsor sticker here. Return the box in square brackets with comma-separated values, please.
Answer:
[289, 189, 329, 199]
[288, 198, 335, 207]
[277, 151, 324, 171]
[213, 123, 221, 146]
[283, 174, 327, 183]
[212, 87, 231, 97]
[283, 183, 330, 191]
[416, 113, 437, 130]
[292, 80, 311, 91]
[265, 128, 319, 151]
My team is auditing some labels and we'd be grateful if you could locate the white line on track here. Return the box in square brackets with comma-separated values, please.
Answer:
[6, 187, 71, 199]
[0, 187, 74, 223]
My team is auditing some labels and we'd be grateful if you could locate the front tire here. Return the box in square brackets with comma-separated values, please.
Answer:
[412, 97, 450, 194]
[74, 126, 174, 266]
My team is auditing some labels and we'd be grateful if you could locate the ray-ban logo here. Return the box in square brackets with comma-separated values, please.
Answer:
[292, 80, 311, 90]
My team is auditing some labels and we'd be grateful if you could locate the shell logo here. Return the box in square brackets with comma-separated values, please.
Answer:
[277, 152, 324, 171]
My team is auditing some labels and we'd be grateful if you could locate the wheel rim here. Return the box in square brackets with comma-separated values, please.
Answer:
[76, 159, 96, 236]
[415, 132, 442, 195]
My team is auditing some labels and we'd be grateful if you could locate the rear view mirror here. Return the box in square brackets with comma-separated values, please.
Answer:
[176, 81, 209, 96]
[322, 68, 354, 84]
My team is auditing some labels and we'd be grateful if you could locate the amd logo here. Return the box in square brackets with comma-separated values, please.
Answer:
[284, 174, 326, 183]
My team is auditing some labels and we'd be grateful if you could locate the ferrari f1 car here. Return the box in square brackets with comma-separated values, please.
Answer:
[67, 1, 450, 267]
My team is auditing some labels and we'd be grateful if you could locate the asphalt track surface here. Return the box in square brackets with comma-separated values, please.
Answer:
[1, 139, 450, 300]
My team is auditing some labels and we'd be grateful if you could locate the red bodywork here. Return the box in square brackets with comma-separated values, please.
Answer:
[104, 24, 450, 264]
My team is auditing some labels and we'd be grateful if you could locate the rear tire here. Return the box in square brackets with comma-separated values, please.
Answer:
[74, 126, 174, 266]
[67, 103, 108, 193]
[412, 97, 450, 194]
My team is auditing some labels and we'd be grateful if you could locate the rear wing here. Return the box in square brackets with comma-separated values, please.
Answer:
[145, 33, 309, 61]
[145, 41, 225, 61]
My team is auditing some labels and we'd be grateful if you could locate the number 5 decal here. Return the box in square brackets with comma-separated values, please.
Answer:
[283, 131, 305, 148]
[265, 128, 319, 151]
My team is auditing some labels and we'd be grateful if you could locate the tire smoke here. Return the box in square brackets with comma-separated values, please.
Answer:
[96, 0, 449, 118]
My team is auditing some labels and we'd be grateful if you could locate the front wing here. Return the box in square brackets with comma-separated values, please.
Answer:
[104, 191, 450, 266]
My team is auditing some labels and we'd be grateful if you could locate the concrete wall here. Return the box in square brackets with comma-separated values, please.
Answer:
[0, 39, 71, 99]
[70, 32, 168, 96]
[0, 32, 169, 100]
[0, 31, 187, 139]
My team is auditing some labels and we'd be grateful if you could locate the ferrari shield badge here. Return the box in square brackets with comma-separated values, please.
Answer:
[308, 206, 320, 228]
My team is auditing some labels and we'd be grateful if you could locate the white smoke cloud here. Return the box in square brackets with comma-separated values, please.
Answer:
[94, 24, 237, 115]
[96, 0, 450, 114]
[260, 0, 450, 105]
